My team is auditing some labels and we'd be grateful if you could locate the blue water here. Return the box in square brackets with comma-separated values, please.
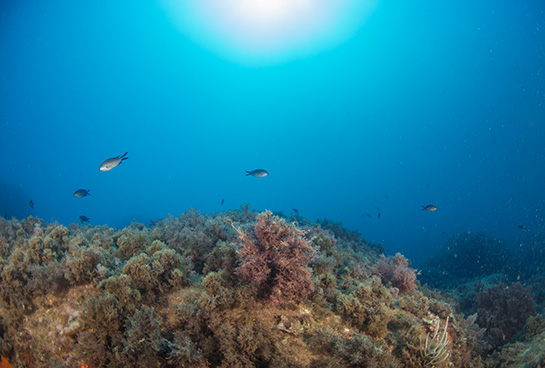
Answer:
[1, 0, 544, 263]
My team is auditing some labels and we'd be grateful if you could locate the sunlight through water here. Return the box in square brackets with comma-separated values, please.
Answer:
[161, 0, 378, 65]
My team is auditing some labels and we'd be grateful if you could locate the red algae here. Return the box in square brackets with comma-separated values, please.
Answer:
[1, 209, 540, 367]
[0, 357, 13, 368]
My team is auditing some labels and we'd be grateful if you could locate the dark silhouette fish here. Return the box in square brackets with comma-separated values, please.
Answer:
[519, 225, 527, 232]
[422, 204, 437, 212]
[99, 152, 128, 171]
[246, 169, 268, 177]
[74, 189, 91, 198]
[29, 200, 34, 209]
[378, 212, 381, 219]
[221, 198, 225, 205]
[79, 215, 90, 224]
[293, 208, 299, 213]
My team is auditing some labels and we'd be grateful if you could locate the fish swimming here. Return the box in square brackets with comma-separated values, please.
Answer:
[519, 225, 527, 231]
[79, 215, 90, 224]
[422, 204, 437, 212]
[29, 200, 34, 209]
[293, 208, 299, 213]
[221, 198, 225, 205]
[73, 189, 91, 198]
[246, 169, 268, 177]
[99, 152, 128, 171]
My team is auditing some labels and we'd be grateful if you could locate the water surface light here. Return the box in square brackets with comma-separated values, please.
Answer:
[161, 0, 379, 65]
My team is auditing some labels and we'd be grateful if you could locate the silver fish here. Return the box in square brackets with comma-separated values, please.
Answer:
[100, 152, 128, 171]
[74, 189, 91, 198]
[422, 204, 437, 212]
[246, 169, 268, 177]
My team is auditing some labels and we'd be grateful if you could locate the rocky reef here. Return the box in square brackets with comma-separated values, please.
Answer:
[420, 231, 545, 367]
[1, 208, 539, 367]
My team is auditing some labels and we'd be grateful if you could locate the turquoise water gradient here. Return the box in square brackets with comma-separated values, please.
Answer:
[159, 0, 379, 65]
[1, 0, 544, 261]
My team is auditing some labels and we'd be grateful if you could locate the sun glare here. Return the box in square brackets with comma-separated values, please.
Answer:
[161, 0, 378, 65]
[235, 0, 310, 25]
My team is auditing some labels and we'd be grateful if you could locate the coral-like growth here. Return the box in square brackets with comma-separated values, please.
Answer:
[314, 329, 399, 367]
[121, 306, 165, 367]
[122, 242, 192, 302]
[337, 276, 393, 339]
[371, 253, 418, 295]
[419, 317, 451, 366]
[0, 210, 498, 367]
[152, 208, 229, 274]
[116, 224, 151, 261]
[476, 282, 536, 350]
[232, 210, 315, 304]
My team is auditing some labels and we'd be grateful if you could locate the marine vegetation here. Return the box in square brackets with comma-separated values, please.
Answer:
[229, 210, 314, 304]
[418, 230, 545, 367]
[475, 282, 537, 351]
[1, 208, 535, 367]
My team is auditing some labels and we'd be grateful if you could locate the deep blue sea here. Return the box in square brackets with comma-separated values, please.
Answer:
[1, 0, 544, 264]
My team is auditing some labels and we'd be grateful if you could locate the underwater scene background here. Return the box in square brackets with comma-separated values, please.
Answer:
[1, 0, 545, 367]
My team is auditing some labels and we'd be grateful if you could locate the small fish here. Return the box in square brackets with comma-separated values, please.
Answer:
[79, 215, 90, 224]
[99, 152, 128, 172]
[73, 189, 91, 198]
[246, 169, 268, 177]
[29, 200, 34, 209]
[221, 198, 225, 205]
[422, 204, 437, 212]
[293, 208, 299, 213]
[519, 225, 527, 232]
[378, 212, 381, 219]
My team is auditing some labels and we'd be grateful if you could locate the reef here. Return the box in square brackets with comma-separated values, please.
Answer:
[420, 232, 518, 288]
[0, 209, 539, 367]
[420, 231, 545, 368]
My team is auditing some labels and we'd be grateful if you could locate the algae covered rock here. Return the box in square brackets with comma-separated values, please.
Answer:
[0, 210, 486, 367]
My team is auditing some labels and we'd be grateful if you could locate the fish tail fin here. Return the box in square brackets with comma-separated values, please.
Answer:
[246, 171, 252, 176]
[120, 152, 128, 158]
[421, 206, 425, 210]
[88, 190, 91, 196]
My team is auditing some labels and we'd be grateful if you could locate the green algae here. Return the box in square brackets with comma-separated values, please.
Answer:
[0, 210, 493, 367]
